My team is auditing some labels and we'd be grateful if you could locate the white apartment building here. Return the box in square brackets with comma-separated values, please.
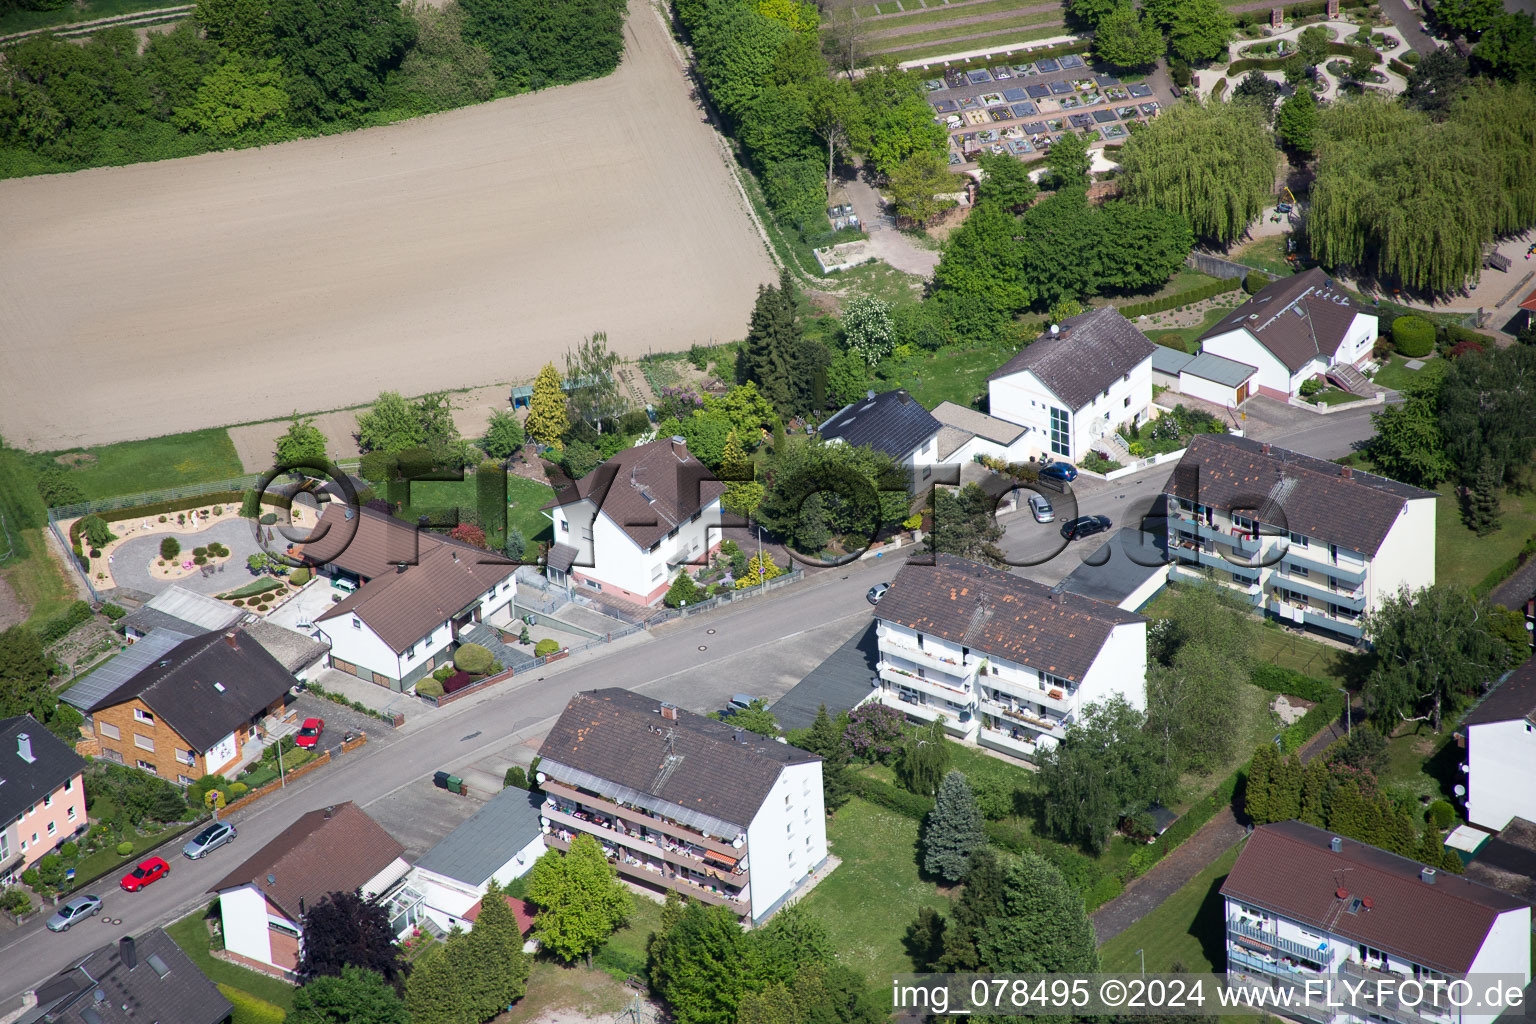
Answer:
[987, 306, 1155, 465]
[1222, 821, 1530, 1024]
[1165, 435, 1437, 643]
[1198, 268, 1378, 400]
[867, 554, 1148, 761]
[1460, 659, 1536, 833]
[535, 688, 826, 923]
[545, 437, 724, 606]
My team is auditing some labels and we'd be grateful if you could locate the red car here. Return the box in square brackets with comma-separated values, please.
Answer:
[120, 857, 169, 892]
[295, 718, 325, 749]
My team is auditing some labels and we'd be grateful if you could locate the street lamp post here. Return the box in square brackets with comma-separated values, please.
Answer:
[1137, 949, 1145, 976]
[1338, 685, 1351, 738]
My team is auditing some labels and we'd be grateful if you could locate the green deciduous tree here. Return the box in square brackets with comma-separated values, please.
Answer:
[923, 770, 987, 882]
[1166, 0, 1232, 65]
[1367, 365, 1452, 486]
[564, 331, 626, 432]
[975, 150, 1037, 212]
[275, 414, 327, 467]
[885, 148, 961, 226]
[851, 64, 947, 177]
[524, 363, 569, 447]
[460, 0, 625, 90]
[1433, 0, 1501, 38]
[1044, 129, 1091, 190]
[1231, 69, 1281, 116]
[691, 0, 790, 125]
[0, 627, 50, 723]
[1037, 696, 1168, 852]
[524, 833, 632, 964]
[896, 721, 950, 796]
[170, 56, 289, 138]
[388, 1, 496, 112]
[754, 436, 907, 553]
[840, 295, 895, 366]
[1364, 585, 1510, 733]
[194, 0, 275, 55]
[1439, 343, 1536, 492]
[291, 966, 408, 1024]
[268, 0, 414, 125]
[298, 890, 404, 983]
[1473, 13, 1536, 81]
[1097, 200, 1194, 295]
[930, 483, 1005, 565]
[974, 852, 1099, 974]
[1276, 85, 1319, 154]
[1094, 3, 1165, 69]
[1067, 0, 1119, 28]
[1118, 98, 1277, 245]
[762, 156, 828, 234]
[356, 392, 423, 454]
[481, 409, 525, 460]
[728, 698, 780, 737]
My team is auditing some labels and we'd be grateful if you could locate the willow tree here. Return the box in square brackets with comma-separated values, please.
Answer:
[1116, 98, 1278, 246]
[1309, 95, 1496, 295]
[1453, 80, 1536, 238]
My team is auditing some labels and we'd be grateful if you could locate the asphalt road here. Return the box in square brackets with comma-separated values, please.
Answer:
[0, 408, 1379, 1002]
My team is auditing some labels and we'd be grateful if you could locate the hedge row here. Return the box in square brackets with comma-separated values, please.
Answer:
[1389, 57, 1412, 75]
[1474, 532, 1536, 598]
[37, 600, 94, 645]
[1211, 77, 1229, 101]
[217, 984, 286, 1024]
[1249, 662, 1337, 704]
[847, 773, 935, 821]
[1231, 0, 1368, 27]
[1124, 768, 1244, 879]
[1118, 276, 1241, 319]
[1281, 691, 1348, 755]
[937, 39, 1092, 74]
[1392, 315, 1436, 357]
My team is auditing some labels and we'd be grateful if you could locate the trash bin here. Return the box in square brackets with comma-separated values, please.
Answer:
[432, 770, 461, 791]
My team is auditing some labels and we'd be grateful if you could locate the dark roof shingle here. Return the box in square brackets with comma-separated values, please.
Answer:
[537, 688, 818, 831]
[210, 801, 405, 921]
[987, 307, 1156, 411]
[0, 716, 85, 830]
[1221, 821, 1526, 975]
[1198, 268, 1371, 372]
[34, 928, 231, 1024]
[1165, 434, 1437, 557]
[552, 438, 725, 551]
[818, 389, 940, 460]
[88, 630, 296, 753]
[876, 555, 1144, 683]
[1460, 659, 1536, 729]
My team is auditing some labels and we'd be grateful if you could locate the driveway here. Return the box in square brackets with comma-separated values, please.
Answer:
[843, 173, 942, 279]
[1377, 0, 1438, 53]
[107, 519, 265, 597]
[286, 694, 391, 758]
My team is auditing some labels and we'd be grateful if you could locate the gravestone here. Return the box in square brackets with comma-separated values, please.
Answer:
[1272, 6, 1283, 28]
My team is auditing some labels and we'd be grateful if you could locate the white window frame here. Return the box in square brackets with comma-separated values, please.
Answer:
[133, 708, 155, 725]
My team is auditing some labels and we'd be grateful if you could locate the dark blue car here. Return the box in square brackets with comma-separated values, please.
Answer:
[1039, 461, 1078, 482]
[1060, 515, 1112, 541]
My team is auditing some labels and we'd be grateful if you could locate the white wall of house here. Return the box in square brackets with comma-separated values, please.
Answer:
[1075, 621, 1148, 713]
[903, 433, 940, 494]
[1201, 329, 1295, 396]
[568, 499, 723, 606]
[324, 614, 402, 682]
[1467, 908, 1533, 1016]
[1178, 370, 1250, 409]
[1335, 312, 1378, 368]
[989, 370, 1067, 457]
[552, 498, 597, 566]
[218, 885, 273, 967]
[744, 760, 826, 922]
[988, 361, 1151, 464]
[1465, 719, 1536, 831]
[1366, 497, 1436, 608]
[944, 432, 1039, 469]
[206, 731, 240, 775]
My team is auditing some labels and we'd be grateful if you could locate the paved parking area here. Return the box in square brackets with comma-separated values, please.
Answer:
[287, 693, 392, 756]
[363, 776, 487, 861]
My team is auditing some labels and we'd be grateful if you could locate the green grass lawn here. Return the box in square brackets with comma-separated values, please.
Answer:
[800, 798, 947, 984]
[0, 0, 187, 35]
[1436, 490, 1536, 590]
[1232, 236, 1297, 279]
[1251, 625, 1352, 686]
[873, 21, 1066, 59]
[1099, 843, 1242, 974]
[1370, 354, 1434, 392]
[506, 474, 557, 547]
[1140, 305, 1242, 355]
[1313, 388, 1365, 406]
[166, 907, 297, 1011]
[881, 343, 1011, 411]
[6, 527, 77, 630]
[1377, 725, 1460, 808]
[1169, 682, 1278, 811]
[867, 0, 1056, 36]
[44, 429, 243, 502]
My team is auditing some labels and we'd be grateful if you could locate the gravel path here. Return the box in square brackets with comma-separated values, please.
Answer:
[108, 519, 266, 597]
[843, 174, 942, 279]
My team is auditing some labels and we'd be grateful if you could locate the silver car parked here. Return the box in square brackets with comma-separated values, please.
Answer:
[46, 894, 102, 932]
[182, 821, 237, 860]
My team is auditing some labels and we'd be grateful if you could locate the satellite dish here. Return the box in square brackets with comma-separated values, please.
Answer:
[1453, 785, 1466, 798]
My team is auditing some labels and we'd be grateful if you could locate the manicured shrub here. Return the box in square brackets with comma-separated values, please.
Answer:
[160, 537, 181, 561]
[1244, 270, 1271, 294]
[504, 766, 529, 789]
[229, 782, 248, 797]
[218, 984, 286, 1024]
[115, 842, 134, 856]
[290, 568, 311, 585]
[89, 549, 101, 559]
[359, 451, 399, 483]
[193, 546, 207, 558]
[416, 678, 445, 697]
[432, 665, 456, 683]
[194, 556, 208, 565]
[454, 643, 494, 675]
[212, 506, 223, 516]
[255, 604, 269, 612]
[158, 516, 167, 523]
[1392, 315, 1435, 357]
[101, 603, 126, 621]
[258, 513, 278, 526]
[231, 599, 244, 606]
[1427, 799, 1455, 829]
[534, 639, 560, 657]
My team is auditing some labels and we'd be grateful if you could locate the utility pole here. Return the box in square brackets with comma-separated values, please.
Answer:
[1338, 685, 1351, 737]
[1137, 948, 1145, 975]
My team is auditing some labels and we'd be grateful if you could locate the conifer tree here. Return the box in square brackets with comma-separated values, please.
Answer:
[1244, 744, 1276, 824]
[802, 705, 851, 812]
[736, 271, 804, 415]
[973, 853, 1099, 973]
[924, 771, 988, 882]
[1467, 453, 1503, 535]
[1270, 753, 1303, 822]
[524, 363, 568, 448]
[1299, 759, 1330, 826]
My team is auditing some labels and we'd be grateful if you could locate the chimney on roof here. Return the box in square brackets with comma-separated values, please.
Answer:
[1261, 443, 1271, 456]
[734, 729, 745, 743]
[1341, 466, 1353, 480]
[660, 703, 678, 721]
[119, 936, 136, 971]
[17, 733, 34, 764]
[1421, 867, 1437, 885]
[396, 563, 406, 574]
[223, 631, 238, 650]
[1330, 836, 1342, 853]
[324, 805, 335, 819]
[670, 435, 688, 461]
[897, 390, 910, 404]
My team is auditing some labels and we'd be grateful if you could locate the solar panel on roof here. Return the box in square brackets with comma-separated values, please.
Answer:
[61, 628, 196, 711]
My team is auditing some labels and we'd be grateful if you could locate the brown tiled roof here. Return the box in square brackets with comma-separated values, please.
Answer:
[1460, 659, 1536, 729]
[551, 438, 724, 550]
[1165, 434, 1437, 557]
[1221, 821, 1527, 975]
[987, 306, 1156, 411]
[1198, 268, 1371, 372]
[89, 630, 297, 752]
[463, 894, 537, 934]
[537, 688, 818, 831]
[295, 505, 442, 580]
[316, 542, 515, 652]
[210, 801, 405, 921]
[875, 555, 1144, 683]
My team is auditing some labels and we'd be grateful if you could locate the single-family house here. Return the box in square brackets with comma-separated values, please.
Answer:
[817, 389, 941, 492]
[210, 802, 408, 976]
[0, 717, 86, 886]
[545, 437, 725, 606]
[297, 505, 518, 691]
[19, 930, 231, 1024]
[866, 554, 1147, 760]
[391, 787, 545, 936]
[537, 688, 827, 923]
[987, 306, 1155, 464]
[1460, 658, 1536, 833]
[1164, 434, 1437, 642]
[1197, 268, 1378, 400]
[71, 629, 296, 785]
[1221, 821, 1530, 1024]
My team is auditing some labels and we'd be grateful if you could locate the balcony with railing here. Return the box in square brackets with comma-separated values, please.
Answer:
[1283, 546, 1368, 584]
[1170, 511, 1261, 554]
[982, 679, 1074, 714]
[545, 834, 741, 910]
[878, 635, 980, 681]
[977, 719, 1040, 758]
[1222, 972, 1335, 1024]
[1270, 568, 1367, 611]
[539, 779, 743, 856]
[1267, 596, 1366, 640]
[541, 802, 749, 886]
[877, 661, 975, 703]
[978, 698, 1067, 739]
[878, 689, 976, 737]
[1227, 919, 1328, 965]
[1336, 962, 1455, 1024]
